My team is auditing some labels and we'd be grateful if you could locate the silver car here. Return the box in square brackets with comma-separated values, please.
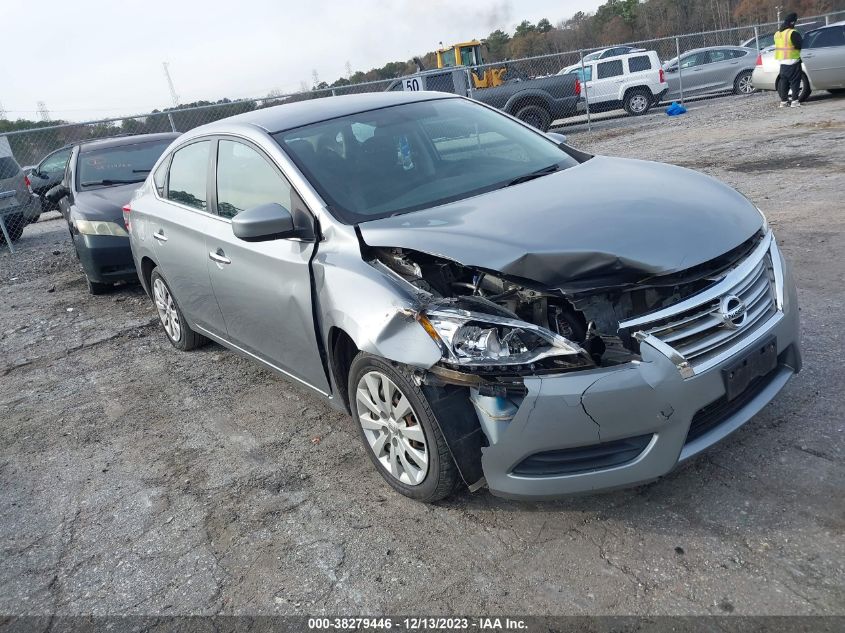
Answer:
[128, 92, 801, 502]
[663, 46, 759, 99]
[752, 22, 845, 99]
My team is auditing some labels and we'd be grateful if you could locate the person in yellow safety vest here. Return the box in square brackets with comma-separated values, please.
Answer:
[774, 12, 804, 108]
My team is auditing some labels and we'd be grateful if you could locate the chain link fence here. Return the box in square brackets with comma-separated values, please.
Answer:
[2, 10, 843, 253]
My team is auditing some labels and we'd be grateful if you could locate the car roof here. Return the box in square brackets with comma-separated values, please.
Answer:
[681, 46, 754, 55]
[191, 91, 459, 135]
[78, 132, 181, 153]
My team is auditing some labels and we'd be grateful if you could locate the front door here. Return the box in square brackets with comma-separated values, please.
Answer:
[203, 138, 329, 393]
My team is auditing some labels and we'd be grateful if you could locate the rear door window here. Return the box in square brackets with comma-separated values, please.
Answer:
[627, 55, 652, 72]
[597, 59, 624, 79]
[167, 141, 210, 211]
[680, 52, 708, 69]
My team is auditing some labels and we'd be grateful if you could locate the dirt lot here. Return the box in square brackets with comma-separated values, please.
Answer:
[1, 91, 843, 617]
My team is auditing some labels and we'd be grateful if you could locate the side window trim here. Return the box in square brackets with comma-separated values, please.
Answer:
[160, 137, 216, 217]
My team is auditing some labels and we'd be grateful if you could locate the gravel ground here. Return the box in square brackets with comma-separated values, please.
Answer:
[1, 91, 843, 617]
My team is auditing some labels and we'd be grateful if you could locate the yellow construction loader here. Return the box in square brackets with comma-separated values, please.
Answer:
[435, 40, 507, 89]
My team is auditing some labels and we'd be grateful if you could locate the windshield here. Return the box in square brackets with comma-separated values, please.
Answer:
[78, 139, 172, 189]
[274, 98, 578, 223]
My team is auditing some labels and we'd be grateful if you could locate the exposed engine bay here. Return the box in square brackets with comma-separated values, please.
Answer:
[368, 232, 763, 376]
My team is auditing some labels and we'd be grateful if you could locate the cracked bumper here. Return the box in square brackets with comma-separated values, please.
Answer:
[479, 254, 801, 500]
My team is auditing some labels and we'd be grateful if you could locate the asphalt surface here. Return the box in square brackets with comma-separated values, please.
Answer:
[1, 91, 843, 617]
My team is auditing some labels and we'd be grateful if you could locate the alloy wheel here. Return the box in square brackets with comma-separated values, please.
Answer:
[153, 277, 182, 342]
[738, 74, 754, 94]
[630, 94, 649, 113]
[355, 370, 428, 486]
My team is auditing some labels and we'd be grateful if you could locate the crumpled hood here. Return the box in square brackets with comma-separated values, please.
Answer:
[74, 183, 140, 222]
[358, 156, 763, 291]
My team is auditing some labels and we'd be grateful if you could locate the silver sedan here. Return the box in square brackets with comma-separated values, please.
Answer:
[663, 46, 759, 100]
[128, 92, 801, 502]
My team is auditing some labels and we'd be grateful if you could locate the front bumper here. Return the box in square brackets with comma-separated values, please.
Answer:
[74, 233, 137, 284]
[478, 239, 801, 500]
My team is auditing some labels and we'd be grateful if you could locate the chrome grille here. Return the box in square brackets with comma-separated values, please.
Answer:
[619, 233, 781, 374]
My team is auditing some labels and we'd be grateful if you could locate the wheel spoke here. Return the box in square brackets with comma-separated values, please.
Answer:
[383, 378, 396, 412]
[398, 450, 423, 484]
[388, 447, 401, 478]
[356, 388, 381, 416]
[401, 423, 425, 443]
[370, 431, 389, 457]
[399, 437, 428, 470]
[391, 394, 412, 421]
[364, 374, 385, 413]
[359, 413, 386, 432]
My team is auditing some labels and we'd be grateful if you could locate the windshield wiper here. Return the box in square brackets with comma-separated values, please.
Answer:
[81, 178, 146, 186]
[504, 163, 561, 187]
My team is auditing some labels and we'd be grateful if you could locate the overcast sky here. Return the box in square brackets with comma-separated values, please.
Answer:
[1, 0, 604, 122]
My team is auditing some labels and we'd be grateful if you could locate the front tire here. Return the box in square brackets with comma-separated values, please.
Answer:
[150, 269, 207, 351]
[624, 89, 652, 115]
[514, 104, 552, 132]
[348, 353, 459, 502]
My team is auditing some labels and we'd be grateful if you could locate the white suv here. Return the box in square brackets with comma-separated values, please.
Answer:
[559, 50, 667, 116]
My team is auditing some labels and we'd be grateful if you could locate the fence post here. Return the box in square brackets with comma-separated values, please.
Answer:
[675, 36, 684, 104]
[579, 50, 591, 133]
[754, 25, 760, 51]
[167, 113, 177, 133]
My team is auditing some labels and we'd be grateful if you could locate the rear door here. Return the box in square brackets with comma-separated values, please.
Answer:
[593, 59, 625, 104]
[202, 137, 329, 393]
[147, 139, 227, 335]
[802, 26, 845, 88]
[702, 49, 736, 92]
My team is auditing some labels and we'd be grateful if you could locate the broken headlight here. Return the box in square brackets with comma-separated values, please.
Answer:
[419, 308, 588, 368]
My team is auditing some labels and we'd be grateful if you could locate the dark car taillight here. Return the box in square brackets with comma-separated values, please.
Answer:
[24, 174, 32, 191]
[575, 77, 581, 96]
[122, 204, 131, 232]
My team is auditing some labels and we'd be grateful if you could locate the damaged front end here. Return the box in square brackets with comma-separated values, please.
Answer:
[363, 225, 799, 498]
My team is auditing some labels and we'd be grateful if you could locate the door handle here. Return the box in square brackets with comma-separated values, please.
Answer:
[153, 230, 167, 242]
[209, 250, 231, 265]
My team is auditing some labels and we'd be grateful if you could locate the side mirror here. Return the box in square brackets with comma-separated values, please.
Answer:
[232, 203, 296, 242]
[546, 132, 568, 145]
[666, 66, 678, 73]
[45, 184, 69, 204]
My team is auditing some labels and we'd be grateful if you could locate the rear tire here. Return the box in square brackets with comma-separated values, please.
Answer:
[348, 353, 459, 502]
[733, 70, 754, 95]
[514, 104, 552, 132]
[799, 73, 812, 102]
[623, 89, 652, 115]
[150, 269, 207, 351]
[0, 213, 25, 244]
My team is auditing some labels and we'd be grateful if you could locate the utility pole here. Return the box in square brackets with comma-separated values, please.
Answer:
[37, 101, 50, 122]
[162, 62, 180, 108]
